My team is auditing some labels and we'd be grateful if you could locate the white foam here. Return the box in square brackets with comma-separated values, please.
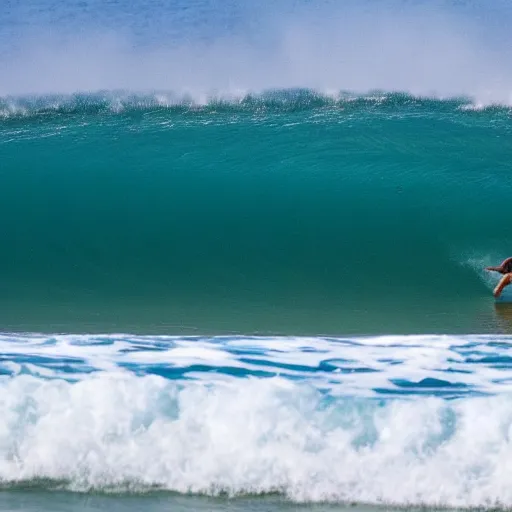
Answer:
[1, 333, 512, 397]
[0, 373, 512, 507]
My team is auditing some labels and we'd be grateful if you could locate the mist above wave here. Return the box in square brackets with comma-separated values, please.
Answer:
[1, 1, 511, 105]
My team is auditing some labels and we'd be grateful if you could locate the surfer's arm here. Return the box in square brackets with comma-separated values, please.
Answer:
[486, 257, 512, 273]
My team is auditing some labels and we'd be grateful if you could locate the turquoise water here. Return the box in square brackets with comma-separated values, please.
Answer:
[1, 93, 512, 334]
[2, 0, 512, 511]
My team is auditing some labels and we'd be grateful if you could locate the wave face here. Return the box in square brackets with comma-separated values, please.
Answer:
[1, 333, 512, 508]
[1, 91, 511, 334]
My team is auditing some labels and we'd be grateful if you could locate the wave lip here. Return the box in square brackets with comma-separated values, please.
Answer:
[1, 89, 508, 121]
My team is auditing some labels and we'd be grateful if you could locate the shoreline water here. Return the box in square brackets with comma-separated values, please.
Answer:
[0, 490, 485, 512]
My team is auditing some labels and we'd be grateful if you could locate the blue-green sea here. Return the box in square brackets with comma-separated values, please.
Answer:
[1, 0, 512, 511]
[2, 92, 512, 334]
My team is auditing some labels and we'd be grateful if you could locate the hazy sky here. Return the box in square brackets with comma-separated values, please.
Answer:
[1, 0, 511, 103]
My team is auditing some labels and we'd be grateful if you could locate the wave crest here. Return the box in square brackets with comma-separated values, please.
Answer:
[1, 89, 509, 121]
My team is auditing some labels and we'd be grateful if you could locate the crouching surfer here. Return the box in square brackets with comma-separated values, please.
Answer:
[486, 257, 512, 298]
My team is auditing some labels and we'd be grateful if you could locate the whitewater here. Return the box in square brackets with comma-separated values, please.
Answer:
[1, 333, 512, 508]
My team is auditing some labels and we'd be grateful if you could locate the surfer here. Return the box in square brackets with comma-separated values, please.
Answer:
[486, 258, 512, 298]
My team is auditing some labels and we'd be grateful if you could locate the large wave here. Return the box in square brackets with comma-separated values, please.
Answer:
[0, 90, 511, 335]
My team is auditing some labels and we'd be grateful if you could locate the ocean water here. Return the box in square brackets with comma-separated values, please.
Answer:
[2, 0, 512, 510]
[2, 91, 512, 335]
